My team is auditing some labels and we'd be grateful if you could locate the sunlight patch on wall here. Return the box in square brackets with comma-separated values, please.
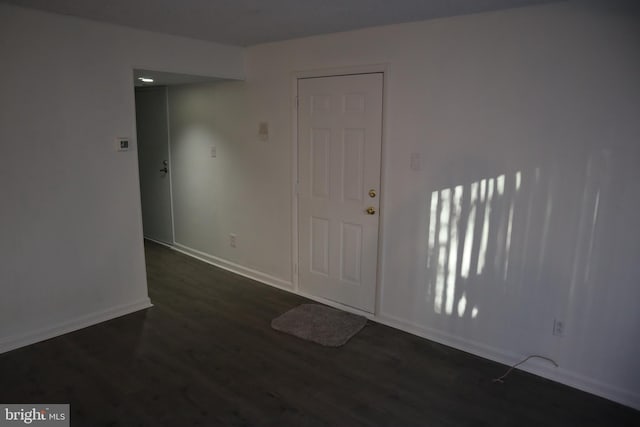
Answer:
[427, 171, 523, 318]
[460, 181, 478, 279]
[477, 178, 494, 276]
[434, 188, 450, 314]
[427, 192, 438, 270]
[504, 201, 515, 281]
[445, 185, 463, 315]
[457, 292, 467, 317]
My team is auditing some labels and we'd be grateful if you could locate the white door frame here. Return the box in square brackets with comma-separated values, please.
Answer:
[164, 86, 177, 245]
[290, 64, 389, 315]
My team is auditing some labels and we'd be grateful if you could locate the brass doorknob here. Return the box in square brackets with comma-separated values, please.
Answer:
[368, 189, 377, 198]
[366, 206, 376, 215]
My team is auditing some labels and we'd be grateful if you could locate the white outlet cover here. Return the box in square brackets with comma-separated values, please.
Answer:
[210, 145, 217, 158]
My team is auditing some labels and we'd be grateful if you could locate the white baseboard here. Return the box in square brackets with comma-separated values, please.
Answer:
[0, 298, 152, 355]
[376, 312, 640, 411]
[172, 242, 293, 291]
[143, 236, 174, 248]
[152, 241, 640, 411]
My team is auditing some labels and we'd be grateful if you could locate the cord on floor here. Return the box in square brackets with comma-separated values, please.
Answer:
[492, 355, 559, 383]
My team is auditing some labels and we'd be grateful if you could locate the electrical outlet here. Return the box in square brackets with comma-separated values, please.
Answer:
[553, 319, 564, 336]
[210, 145, 217, 158]
[229, 233, 237, 248]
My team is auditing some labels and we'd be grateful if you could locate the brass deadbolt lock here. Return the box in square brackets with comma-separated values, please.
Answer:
[368, 189, 377, 198]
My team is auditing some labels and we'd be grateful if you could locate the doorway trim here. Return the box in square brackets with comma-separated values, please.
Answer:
[290, 63, 389, 316]
[164, 86, 177, 245]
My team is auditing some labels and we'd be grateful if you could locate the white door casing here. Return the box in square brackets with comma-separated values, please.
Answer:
[297, 73, 383, 313]
[135, 86, 174, 245]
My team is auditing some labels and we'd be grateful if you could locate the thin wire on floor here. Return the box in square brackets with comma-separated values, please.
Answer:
[492, 355, 559, 383]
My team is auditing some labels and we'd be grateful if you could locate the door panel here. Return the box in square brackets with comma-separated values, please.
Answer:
[311, 128, 331, 198]
[135, 87, 174, 244]
[343, 129, 365, 202]
[341, 222, 363, 284]
[311, 217, 330, 276]
[298, 73, 383, 313]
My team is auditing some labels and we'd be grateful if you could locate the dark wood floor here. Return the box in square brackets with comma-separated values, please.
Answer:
[1, 241, 638, 426]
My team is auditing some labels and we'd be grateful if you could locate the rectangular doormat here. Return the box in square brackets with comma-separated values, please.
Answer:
[271, 304, 367, 347]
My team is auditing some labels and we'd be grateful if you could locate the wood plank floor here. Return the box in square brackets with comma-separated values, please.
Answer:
[1, 240, 638, 426]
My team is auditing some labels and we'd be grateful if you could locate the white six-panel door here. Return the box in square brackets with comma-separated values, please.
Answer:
[298, 73, 383, 313]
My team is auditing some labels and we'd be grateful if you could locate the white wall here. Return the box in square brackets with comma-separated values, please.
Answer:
[168, 82, 293, 287]
[166, 1, 640, 408]
[0, 4, 244, 352]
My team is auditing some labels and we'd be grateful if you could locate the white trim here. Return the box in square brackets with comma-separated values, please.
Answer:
[293, 63, 390, 80]
[172, 241, 370, 318]
[0, 298, 152, 355]
[172, 242, 293, 291]
[375, 66, 390, 317]
[165, 86, 177, 245]
[144, 236, 173, 249]
[376, 311, 640, 411]
[290, 63, 389, 314]
[290, 76, 299, 291]
[159, 238, 640, 410]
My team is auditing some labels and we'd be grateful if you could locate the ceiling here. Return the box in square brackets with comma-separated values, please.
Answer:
[2, 0, 564, 47]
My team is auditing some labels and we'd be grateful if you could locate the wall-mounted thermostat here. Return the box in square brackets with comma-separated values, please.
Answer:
[116, 137, 130, 152]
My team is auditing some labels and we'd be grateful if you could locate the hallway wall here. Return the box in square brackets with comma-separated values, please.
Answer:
[0, 3, 245, 353]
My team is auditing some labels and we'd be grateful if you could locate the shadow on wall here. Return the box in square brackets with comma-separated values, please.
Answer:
[425, 148, 612, 322]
